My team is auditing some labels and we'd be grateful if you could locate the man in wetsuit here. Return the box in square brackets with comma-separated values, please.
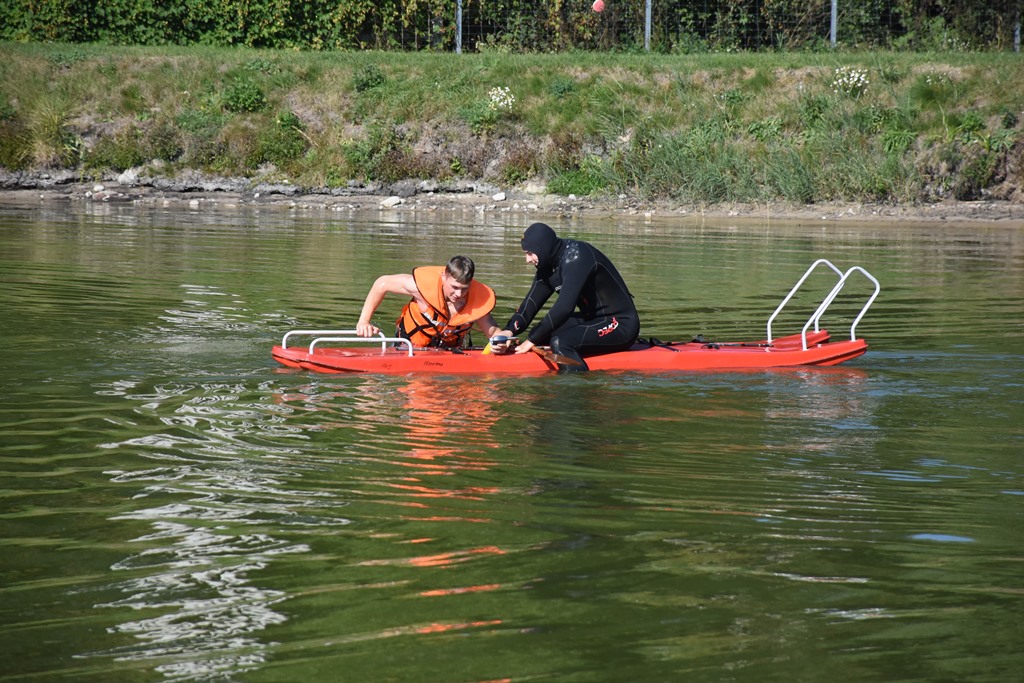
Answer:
[494, 222, 639, 370]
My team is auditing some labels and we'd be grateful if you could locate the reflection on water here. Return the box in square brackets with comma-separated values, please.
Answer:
[76, 283, 339, 679]
[90, 377, 323, 679]
[2, 203, 1023, 682]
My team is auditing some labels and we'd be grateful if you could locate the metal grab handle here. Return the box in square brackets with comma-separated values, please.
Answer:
[309, 335, 413, 356]
[283, 329, 356, 348]
[801, 266, 880, 348]
[766, 259, 844, 343]
[280, 329, 414, 356]
[767, 260, 880, 351]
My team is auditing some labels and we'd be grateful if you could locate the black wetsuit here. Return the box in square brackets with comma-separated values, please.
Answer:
[505, 233, 639, 370]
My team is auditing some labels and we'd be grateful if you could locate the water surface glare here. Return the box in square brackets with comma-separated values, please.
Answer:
[1, 202, 1022, 682]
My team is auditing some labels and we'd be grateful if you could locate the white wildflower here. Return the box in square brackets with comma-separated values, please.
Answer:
[487, 86, 515, 112]
[831, 66, 869, 98]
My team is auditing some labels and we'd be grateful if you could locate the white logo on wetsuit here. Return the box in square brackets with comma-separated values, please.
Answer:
[564, 241, 580, 263]
[598, 317, 619, 337]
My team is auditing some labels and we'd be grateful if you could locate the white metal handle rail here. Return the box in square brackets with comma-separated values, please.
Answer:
[280, 329, 415, 356]
[802, 266, 881, 349]
[767, 260, 881, 351]
[766, 259, 843, 344]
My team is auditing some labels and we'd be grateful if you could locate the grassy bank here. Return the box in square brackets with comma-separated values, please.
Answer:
[1, 42, 1022, 206]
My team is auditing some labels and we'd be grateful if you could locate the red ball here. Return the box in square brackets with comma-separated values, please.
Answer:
[592, 0, 605, 12]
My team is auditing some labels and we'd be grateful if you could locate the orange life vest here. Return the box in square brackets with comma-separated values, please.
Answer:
[396, 266, 496, 348]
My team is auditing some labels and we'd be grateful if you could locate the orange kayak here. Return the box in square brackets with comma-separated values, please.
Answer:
[272, 330, 866, 375]
[272, 260, 878, 375]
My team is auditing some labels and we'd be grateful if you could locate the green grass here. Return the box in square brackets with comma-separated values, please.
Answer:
[1, 42, 1022, 204]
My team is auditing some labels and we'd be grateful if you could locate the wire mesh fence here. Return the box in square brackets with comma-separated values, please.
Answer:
[364, 0, 1023, 53]
[1, 0, 1019, 52]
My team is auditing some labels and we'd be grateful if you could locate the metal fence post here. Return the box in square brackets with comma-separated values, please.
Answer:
[645, 0, 652, 51]
[831, 0, 838, 48]
[456, 0, 462, 54]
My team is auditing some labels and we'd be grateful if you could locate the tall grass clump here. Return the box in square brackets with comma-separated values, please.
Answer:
[24, 97, 80, 168]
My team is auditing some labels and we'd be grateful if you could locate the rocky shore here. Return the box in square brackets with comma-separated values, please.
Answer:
[3, 169, 1024, 227]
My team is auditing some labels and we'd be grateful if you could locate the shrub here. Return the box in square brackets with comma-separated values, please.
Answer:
[549, 77, 576, 99]
[882, 128, 916, 155]
[798, 94, 830, 127]
[545, 130, 583, 173]
[747, 117, 781, 142]
[955, 110, 986, 141]
[459, 100, 499, 136]
[256, 111, 308, 167]
[955, 149, 998, 199]
[353, 65, 386, 92]
[84, 128, 146, 171]
[0, 95, 16, 121]
[0, 119, 29, 170]
[499, 139, 540, 184]
[25, 100, 81, 168]
[910, 71, 956, 108]
[343, 122, 410, 181]
[143, 119, 184, 162]
[547, 157, 609, 195]
[223, 77, 267, 113]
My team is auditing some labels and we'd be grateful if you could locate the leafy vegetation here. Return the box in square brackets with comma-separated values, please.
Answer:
[0, 0, 1018, 52]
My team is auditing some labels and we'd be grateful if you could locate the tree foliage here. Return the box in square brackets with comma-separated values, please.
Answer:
[0, 0, 1019, 51]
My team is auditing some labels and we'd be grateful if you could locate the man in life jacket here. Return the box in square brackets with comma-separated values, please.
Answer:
[493, 222, 639, 371]
[356, 255, 502, 348]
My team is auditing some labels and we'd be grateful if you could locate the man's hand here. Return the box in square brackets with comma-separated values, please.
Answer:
[514, 339, 535, 355]
[356, 321, 381, 337]
[488, 332, 517, 355]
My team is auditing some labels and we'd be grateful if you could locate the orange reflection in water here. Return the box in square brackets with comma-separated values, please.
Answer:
[276, 375, 525, 586]
[358, 544, 507, 568]
[419, 583, 502, 597]
[414, 619, 503, 635]
[392, 376, 503, 462]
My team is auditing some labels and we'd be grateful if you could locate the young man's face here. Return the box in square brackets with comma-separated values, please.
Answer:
[441, 273, 471, 303]
[524, 251, 539, 267]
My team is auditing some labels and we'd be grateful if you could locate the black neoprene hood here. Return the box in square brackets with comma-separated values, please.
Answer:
[521, 222, 561, 270]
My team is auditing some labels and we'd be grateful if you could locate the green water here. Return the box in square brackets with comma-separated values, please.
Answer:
[1, 201, 1022, 682]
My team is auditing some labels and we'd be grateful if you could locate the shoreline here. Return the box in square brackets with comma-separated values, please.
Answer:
[3, 175, 1024, 228]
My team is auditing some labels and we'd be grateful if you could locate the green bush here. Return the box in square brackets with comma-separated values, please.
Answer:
[343, 122, 410, 181]
[549, 77, 576, 99]
[882, 128, 916, 155]
[499, 140, 540, 184]
[223, 77, 267, 113]
[459, 100, 499, 136]
[143, 119, 184, 162]
[547, 158, 609, 196]
[84, 128, 146, 171]
[955, 150, 997, 199]
[255, 111, 308, 167]
[955, 110, 986, 141]
[0, 119, 29, 170]
[798, 94, 830, 127]
[353, 65, 386, 92]
[0, 96, 16, 121]
[177, 108, 226, 136]
[747, 118, 781, 142]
